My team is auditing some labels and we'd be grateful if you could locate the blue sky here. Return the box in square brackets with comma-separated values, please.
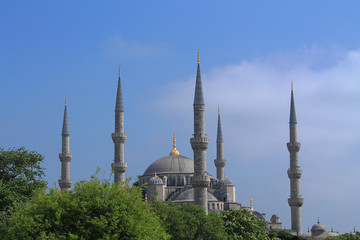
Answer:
[1, 0, 360, 234]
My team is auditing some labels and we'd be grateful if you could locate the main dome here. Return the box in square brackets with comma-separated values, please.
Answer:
[143, 155, 194, 175]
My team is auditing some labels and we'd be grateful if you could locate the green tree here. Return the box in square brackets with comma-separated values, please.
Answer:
[268, 230, 305, 240]
[0, 147, 47, 211]
[221, 209, 270, 240]
[326, 232, 360, 240]
[151, 201, 227, 240]
[4, 177, 168, 240]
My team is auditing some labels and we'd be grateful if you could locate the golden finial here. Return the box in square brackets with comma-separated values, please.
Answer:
[170, 134, 180, 155]
[197, 50, 200, 64]
[218, 105, 220, 114]
[250, 196, 253, 212]
[291, 80, 293, 91]
[145, 194, 148, 203]
[118, 65, 121, 77]
[154, 171, 158, 178]
[224, 172, 227, 179]
[65, 96, 67, 106]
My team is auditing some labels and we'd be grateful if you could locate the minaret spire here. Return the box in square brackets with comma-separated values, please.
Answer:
[191, 51, 210, 213]
[214, 105, 226, 180]
[112, 66, 127, 183]
[194, 50, 205, 105]
[59, 97, 72, 190]
[287, 81, 303, 235]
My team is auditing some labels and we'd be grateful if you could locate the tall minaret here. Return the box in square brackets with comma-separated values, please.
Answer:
[190, 51, 210, 213]
[287, 81, 303, 235]
[112, 66, 127, 183]
[214, 105, 226, 180]
[59, 97, 72, 190]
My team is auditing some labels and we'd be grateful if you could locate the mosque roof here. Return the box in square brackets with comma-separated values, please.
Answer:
[148, 175, 164, 185]
[143, 155, 194, 175]
[173, 188, 218, 202]
[219, 178, 234, 186]
[311, 221, 327, 236]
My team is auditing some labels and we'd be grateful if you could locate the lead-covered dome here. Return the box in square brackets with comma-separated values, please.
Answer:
[143, 155, 194, 175]
[148, 176, 164, 185]
[311, 221, 327, 237]
[174, 188, 218, 202]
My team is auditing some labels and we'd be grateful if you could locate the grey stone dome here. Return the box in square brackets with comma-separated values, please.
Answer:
[252, 211, 266, 221]
[144, 155, 194, 175]
[174, 188, 218, 202]
[148, 176, 164, 185]
[219, 178, 234, 186]
[311, 222, 327, 236]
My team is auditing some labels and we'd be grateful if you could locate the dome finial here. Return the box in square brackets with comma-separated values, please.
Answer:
[317, 217, 320, 223]
[250, 196, 254, 212]
[224, 172, 227, 179]
[154, 171, 158, 177]
[170, 134, 180, 155]
[197, 50, 200, 64]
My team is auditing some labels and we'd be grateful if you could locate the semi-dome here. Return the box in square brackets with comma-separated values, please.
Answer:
[219, 178, 234, 186]
[148, 176, 164, 185]
[174, 188, 218, 202]
[144, 155, 194, 175]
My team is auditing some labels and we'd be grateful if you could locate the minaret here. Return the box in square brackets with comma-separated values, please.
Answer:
[214, 105, 226, 180]
[287, 81, 303, 235]
[59, 97, 72, 190]
[190, 51, 210, 213]
[112, 66, 127, 183]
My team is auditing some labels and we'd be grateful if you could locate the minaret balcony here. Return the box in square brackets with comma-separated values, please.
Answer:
[287, 168, 302, 179]
[288, 197, 304, 207]
[59, 178, 72, 189]
[112, 132, 127, 143]
[214, 159, 226, 168]
[191, 175, 210, 188]
[287, 142, 301, 152]
[112, 162, 127, 173]
[59, 153, 72, 162]
[190, 137, 209, 151]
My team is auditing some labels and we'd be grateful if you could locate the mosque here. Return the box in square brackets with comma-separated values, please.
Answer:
[57, 53, 341, 238]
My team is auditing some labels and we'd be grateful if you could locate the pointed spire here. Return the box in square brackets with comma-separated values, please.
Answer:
[194, 51, 205, 105]
[62, 96, 70, 137]
[115, 65, 124, 112]
[289, 80, 297, 124]
[217, 105, 223, 143]
[250, 196, 254, 212]
[170, 134, 180, 155]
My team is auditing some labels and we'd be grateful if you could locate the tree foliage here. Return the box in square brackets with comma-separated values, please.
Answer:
[0, 147, 46, 211]
[268, 230, 305, 240]
[151, 201, 227, 240]
[221, 209, 270, 240]
[4, 177, 168, 240]
[326, 232, 360, 240]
